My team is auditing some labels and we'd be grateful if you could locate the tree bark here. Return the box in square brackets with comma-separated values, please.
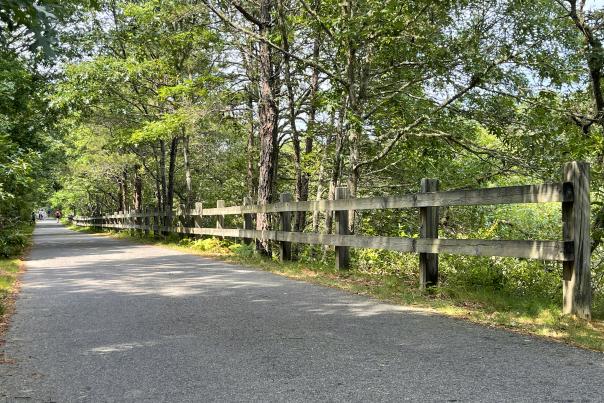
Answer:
[325, 105, 346, 236]
[117, 175, 124, 212]
[277, 0, 304, 234]
[133, 164, 143, 211]
[255, 0, 280, 256]
[343, 0, 364, 233]
[246, 88, 256, 198]
[159, 139, 168, 215]
[121, 169, 129, 212]
[182, 133, 193, 209]
[299, 30, 320, 232]
[312, 115, 334, 234]
[166, 136, 179, 216]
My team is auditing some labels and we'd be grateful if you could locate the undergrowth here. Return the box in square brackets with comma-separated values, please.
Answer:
[0, 223, 33, 317]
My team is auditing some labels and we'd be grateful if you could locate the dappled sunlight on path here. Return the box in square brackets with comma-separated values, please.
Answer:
[1, 221, 603, 401]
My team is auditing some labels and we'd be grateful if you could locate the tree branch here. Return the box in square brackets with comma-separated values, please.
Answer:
[201, 0, 346, 86]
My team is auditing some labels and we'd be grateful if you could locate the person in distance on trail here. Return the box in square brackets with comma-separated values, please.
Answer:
[31, 211, 36, 224]
[55, 209, 62, 223]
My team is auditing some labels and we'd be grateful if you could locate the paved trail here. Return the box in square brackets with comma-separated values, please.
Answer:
[1, 221, 603, 401]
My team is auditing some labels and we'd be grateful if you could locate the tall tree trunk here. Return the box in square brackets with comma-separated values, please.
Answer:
[343, 0, 363, 233]
[255, 0, 280, 256]
[312, 113, 335, 234]
[117, 176, 124, 212]
[299, 29, 321, 232]
[311, 115, 335, 258]
[182, 133, 193, 209]
[150, 143, 163, 211]
[155, 181, 162, 211]
[277, 0, 303, 233]
[159, 138, 172, 234]
[133, 164, 143, 211]
[324, 106, 346, 237]
[246, 88, 256, 198]
[121, 168, 129, 212]
[159, 139, 168, 215]
[166, 136, 179, 217]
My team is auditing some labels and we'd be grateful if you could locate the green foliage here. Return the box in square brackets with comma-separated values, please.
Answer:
[179, 237, 225, 252]
[0, 48, 62, 221]
[0, 228, 29, 258]
[53, 0, 232, 216]
[0, 221, 31, 316]
[177, 237, 254, 257]
[228, 243, 254, 258]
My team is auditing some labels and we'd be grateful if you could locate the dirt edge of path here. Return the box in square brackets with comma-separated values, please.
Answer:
[0, 251, 29, 364]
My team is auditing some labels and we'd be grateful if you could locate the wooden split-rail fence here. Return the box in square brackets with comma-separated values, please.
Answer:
[73, 161, 592, 319]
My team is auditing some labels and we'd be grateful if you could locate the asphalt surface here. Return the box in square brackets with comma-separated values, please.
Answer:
[1, 220, 603, 402]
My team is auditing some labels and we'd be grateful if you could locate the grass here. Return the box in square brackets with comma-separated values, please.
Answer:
[0, 259, 22, 315]
[68, 224, 604, 352]
[0, 223, 33, 338]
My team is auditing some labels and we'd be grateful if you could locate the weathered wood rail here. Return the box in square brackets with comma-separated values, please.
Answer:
[73, 161, 592, 319]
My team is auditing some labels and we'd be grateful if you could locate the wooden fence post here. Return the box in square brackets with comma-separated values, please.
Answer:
[243, 197, 253, 245]
[216, 200, 225, 229]
[216, 200, 225, 240]
[419, 178, 439, 289]
[194, 202, 203, 236]
[335, 187, 350, 270]
[279, 192, 292, 261]
[562, 161, 591, 319]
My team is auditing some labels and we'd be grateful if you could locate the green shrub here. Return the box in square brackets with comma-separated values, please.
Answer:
[190, 237, 224, 252]
[228, 243, 254, 257]
[0, 230, 29, 258]
[178, 237, 194, 247]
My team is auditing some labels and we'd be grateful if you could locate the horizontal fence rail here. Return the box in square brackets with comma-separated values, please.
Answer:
[76, 223, 574, 262]
[79, 183, 573, 219]
[72, 161, 592, 319]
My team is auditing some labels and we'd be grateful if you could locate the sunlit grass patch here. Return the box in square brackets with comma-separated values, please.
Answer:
[0, 258, 24, 316]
